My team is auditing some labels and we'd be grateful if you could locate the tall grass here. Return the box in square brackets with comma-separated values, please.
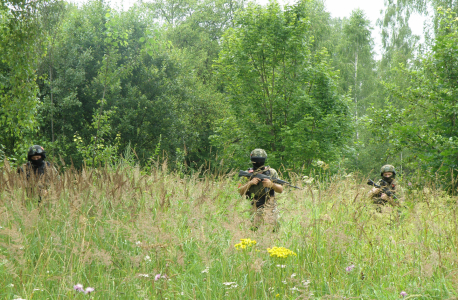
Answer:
[0, 161, 457, 299]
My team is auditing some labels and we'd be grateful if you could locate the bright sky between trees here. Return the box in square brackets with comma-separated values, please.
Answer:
[71, 0, 426, 59]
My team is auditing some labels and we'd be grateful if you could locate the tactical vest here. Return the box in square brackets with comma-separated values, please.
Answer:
[372, 178, 397, 205]
[246, 166, 278, 208]
[18, 161, 52, 179]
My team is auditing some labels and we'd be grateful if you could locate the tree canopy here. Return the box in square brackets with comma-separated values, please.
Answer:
[0, 0, 456, 185]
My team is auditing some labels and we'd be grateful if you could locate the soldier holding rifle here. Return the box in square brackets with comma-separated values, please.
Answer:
[238, 149, 283, 231]
[367, 164, 400, 208]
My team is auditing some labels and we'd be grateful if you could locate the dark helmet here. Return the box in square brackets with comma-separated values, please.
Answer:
[27, 145, 46, 161]
[380, 164, 396, 177]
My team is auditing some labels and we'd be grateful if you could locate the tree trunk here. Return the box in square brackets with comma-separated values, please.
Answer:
[354, 49, 358, 140]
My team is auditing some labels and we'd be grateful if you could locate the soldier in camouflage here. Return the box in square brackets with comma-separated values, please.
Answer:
[368, 164, 399, 207]
[17, 145, 58, 201]
[238, 149, 283, 231]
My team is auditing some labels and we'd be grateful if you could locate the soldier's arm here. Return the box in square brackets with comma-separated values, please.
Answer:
[368, 187, 381, 198]
[265, 170, 283, 193]
[238, 177, 261, 196]
[261, 179, 283, 193]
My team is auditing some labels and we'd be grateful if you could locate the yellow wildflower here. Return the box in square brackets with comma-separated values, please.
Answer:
[234, 238, 257, 250]
[267, 246, 297, 259]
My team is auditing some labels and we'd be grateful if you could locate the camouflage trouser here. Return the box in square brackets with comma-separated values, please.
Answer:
[250, 198, 279, 229]
[372, 197, 387, 205]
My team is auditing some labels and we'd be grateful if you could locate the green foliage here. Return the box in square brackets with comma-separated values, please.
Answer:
[367, 7, 458, 185]
[4, 0, 456, 183]
[214, 0, 353, 171]
[73, 117, 121, 168]
[33, 0, 228, 169]
[0, 0, 45, 161]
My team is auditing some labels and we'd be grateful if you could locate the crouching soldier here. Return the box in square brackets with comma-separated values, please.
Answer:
[368, 164, 400, 209]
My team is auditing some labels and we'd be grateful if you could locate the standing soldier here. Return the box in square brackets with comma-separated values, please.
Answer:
[17, 145, 57, 201]
[368, 164, 400, 208]
[238, 149, 283, 231]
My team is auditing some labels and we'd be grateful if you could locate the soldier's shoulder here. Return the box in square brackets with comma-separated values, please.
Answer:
[267, 167, 279, 178]
[45, 161, 59, 173]
[17, 162, 30, 173]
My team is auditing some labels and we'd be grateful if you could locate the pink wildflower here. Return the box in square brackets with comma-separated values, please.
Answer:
[154, 274, 161, 281]
[84, 287, 95, 294]
[400, 291, 407, 297]
[345, 264, 355, 272]
[73, 283, 84, 292]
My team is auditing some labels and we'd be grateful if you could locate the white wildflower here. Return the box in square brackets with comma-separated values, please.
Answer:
[144, 255, 151, 262]
[223, 282, 238, 289]
[302, 176, 314, 184]
[201, 267, 209, 273]
[302, 279, 311, 287]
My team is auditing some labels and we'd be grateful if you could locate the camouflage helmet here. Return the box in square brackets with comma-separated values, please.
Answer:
[250, 148, 267, 159]
[28, 145, 46, 161]
[380, 164, 396, 176]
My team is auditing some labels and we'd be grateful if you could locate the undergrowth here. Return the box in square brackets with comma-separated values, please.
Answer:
[0, 161, 457, 299]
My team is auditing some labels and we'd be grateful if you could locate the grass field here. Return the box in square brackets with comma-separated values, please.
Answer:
[1, 161, 457, 299]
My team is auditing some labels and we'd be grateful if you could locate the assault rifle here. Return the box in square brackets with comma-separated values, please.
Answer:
[239, 170, 302, 189]
[367, 179, 398, 201]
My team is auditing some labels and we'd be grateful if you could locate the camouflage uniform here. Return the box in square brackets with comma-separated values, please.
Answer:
[17, 145, 58, 201]
[370, 178, 398, 205]
[369, 164, 400, 208]
[240, 149, 282, 230]
[244, 166, 280, 228]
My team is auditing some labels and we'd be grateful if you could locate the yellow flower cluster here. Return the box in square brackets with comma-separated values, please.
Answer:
[234, 238, 257, 250]
[267, 247, 297, 258]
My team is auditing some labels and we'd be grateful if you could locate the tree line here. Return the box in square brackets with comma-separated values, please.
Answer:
[1, 0, 458, 187]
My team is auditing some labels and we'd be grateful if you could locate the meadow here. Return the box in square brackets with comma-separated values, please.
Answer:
[0, 161, 457, 299]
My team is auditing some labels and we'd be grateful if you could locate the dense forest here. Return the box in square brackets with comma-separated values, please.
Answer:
[1, 0, 458, 185]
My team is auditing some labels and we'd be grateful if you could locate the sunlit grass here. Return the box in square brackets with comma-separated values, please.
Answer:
[0, 162, 457, 299]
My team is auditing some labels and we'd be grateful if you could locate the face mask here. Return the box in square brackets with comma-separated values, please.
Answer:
[251, 157, 266, 171]
[382, 176, 393, 183]
[252, 162, 265, 171]
[31, 158, 44, 167]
